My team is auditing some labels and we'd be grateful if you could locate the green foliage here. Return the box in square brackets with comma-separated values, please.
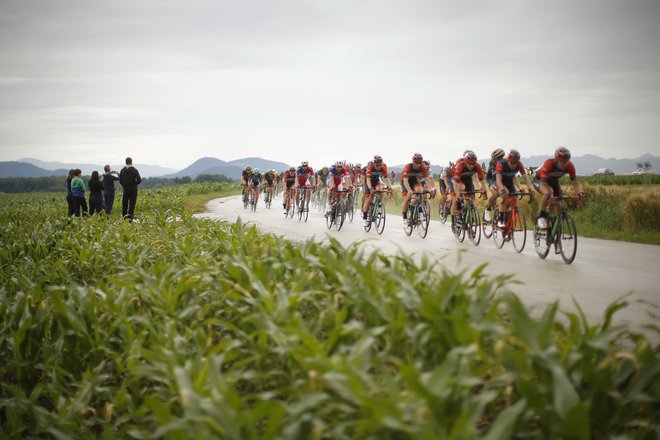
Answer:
[1, 185, 659, 438]
[579, 174, 660, 186]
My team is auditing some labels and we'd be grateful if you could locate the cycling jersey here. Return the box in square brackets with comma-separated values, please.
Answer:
[486, 159, 498, 186]
[315, 170, 329, 186]
[296, 165, 315, 186]
[364, 163, 388, 195]
[283, 170, 296, 188]
[495, 159, 525, 192]
[536, 159, 577, 182]
[327, 164, 349, 188]
[263, 172, 276, 185]
[250, 172, 262, 187]
[241, 170, 253, 182]
[401, 162, 430, 194]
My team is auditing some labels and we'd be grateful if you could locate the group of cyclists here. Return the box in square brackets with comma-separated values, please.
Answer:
[239, 146, 585, 233]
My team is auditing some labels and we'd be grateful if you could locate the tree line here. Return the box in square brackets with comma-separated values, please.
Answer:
[0, 173, 234, 193]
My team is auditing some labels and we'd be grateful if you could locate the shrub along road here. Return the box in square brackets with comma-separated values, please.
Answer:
[198, 195, 660, 344]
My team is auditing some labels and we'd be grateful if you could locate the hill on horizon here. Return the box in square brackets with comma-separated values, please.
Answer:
[163, 157, 291, 180]
[17, 158, 178, 178]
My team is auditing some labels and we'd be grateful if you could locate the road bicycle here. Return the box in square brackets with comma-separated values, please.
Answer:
[250, 185, 260, 212]
[345, 186, 358, 223]
[297, 185, 315, 222]
[452, 191, 483, 246]
[283, 187, 295, 218]
[534, 195, 584, 264]
[326, 189, 349, 230]
[242, 185, 250, 209]
[264, 184, 275, 209]
[404, 190, 431, 238]
[438, 193, 452, 224]
[363, 188, 391, 234]
[491, 192, 532, 253]
[316, 186, 328, 213]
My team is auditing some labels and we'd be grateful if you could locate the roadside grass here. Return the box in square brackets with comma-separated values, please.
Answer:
[1, 185, 659, 438]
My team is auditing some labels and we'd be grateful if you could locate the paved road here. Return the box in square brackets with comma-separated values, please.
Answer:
[197, 194, 660, 344]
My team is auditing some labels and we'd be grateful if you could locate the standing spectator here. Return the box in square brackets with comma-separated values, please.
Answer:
[88, 171, 105, 215]
[119, 157, 142, 220]
[102, 165, 119, 215]
[65, 169, 75, 216]
[71, 169, 88, 217]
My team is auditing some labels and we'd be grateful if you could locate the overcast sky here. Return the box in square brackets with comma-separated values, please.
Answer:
[1, 0, 659, 170]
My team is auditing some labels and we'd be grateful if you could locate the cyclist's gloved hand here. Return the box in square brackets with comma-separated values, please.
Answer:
[578, 191, 586, 200]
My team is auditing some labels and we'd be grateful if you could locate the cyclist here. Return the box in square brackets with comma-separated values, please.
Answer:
[401, 153, 435, 226]
[494, 149, 535, 227]
[241, 165, 253, 202]
[483, 148, 505, 222]
[249, 168, 262, 206]
[452, 150, 487, 224]
[326, 160, 352, 215]
[262, 169, 277, 204]
[315, 166, 330, 188]
[438, 161, 454, 217]
[295, 161, 315, 209]
[362, 155, 392, 227]
[534, 147, 585, 229]
[282, 166, 297, 211]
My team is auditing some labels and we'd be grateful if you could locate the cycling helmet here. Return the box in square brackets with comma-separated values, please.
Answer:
[253, 168, 259, 173]
[508, 149, 520, 162]
[373, 155, 383, 163]
[555, 147, 571, 162]
[246, 165, 252, 171]
[464, 149, 475, 156]
[322, 166, 328, 172]
[491, 148, 505, 160]
[268, 169, 274, 173]
[335, 160, 346, 167]
[289, 166, 295, 171]
[412, 153, 423, 163]
[301, 161, 308, 167]
[423, 160, 430, 166]
[355, 163, 361, 168]
[464, 151, 478, 164]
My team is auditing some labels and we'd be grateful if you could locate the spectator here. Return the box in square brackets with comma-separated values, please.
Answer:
[65, 169, 75, 216]
[119, 157, 142, 220]
[102, 165, 119, 215]
[71, 169, 88, 217]
[88, 171, 104, 215]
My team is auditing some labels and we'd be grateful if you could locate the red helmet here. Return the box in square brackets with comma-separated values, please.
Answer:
[555, 147, 571, 161]
[412, 153, 423, 163]
[464, 151, 477, 164]
[508, 149, 521, 162]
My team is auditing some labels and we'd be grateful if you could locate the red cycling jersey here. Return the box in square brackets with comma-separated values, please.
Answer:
[453, 161, 485, 183]
[536, 159, 577, 181]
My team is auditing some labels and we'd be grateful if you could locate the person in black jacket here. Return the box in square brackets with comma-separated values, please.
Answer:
[119, 157, 142, 220]
[65, 169, 75, 216]
[88, 171, 105, 215]
[102, 164, 120, 215]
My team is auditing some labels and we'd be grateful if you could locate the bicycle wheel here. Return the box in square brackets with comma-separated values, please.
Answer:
[533, 221, 550, 259]
[375, 200, 386, 235]
[482, 208, 494, 239]
[511, 209, 527, 253]
[467, 204, 481, 246]
[417, 203, 429, 238]
[492, 211, 505, 249]
[364, 204, 373, 232]
[336, 200, 345, 231]
[452, 209, 465, 242]
[303, 195, 310, 222]
[439, 204, 448, 224]
[288, 194, 295, 218]
[326, 200, 335, 229]
[243, 190, 249, 209]
[251, 192, 258, 211]
[404, 206, 414, 236]
[346, 194, 354, 223]
[558, 213, 578, 264]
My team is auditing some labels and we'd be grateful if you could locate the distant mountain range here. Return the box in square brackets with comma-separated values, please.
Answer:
[0, 154, 656, 179]
[160, 157, 290, 180]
